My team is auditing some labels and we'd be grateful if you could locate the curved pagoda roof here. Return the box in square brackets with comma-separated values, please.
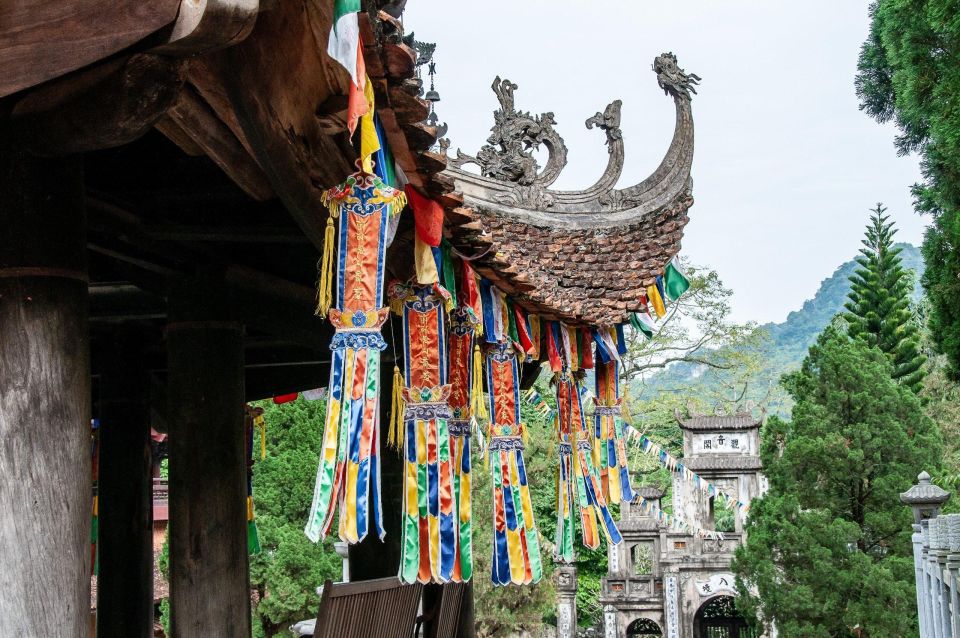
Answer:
[433, 53, 699, 326]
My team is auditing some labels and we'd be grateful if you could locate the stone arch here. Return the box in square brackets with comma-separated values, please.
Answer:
[625, 616, 662, 637]
[692, 595, 757, 638]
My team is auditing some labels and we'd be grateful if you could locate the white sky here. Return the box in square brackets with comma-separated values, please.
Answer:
[404, 0, 927, 324]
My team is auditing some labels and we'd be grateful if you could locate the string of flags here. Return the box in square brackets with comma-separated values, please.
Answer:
[635, 497, 726, 540]
[626, 426, 750, 513]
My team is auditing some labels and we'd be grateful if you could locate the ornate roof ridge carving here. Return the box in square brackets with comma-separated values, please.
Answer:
[442, 52, 699, 229]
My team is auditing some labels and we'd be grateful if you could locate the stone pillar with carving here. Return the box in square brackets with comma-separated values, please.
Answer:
[664, 572, 680, 638]
[556, 564, 577, 638]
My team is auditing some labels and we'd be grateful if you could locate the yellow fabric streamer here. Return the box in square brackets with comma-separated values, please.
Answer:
[389, 365, 405, 450]
[647, 284, 666, 318]
[414, 234, 440, 285]
[359, 75, 379, 173]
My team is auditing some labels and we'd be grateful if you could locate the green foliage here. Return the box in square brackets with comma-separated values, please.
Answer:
[856, 0, 960, 379]
[844, 205, 926, 391]
[249, 398, 342, 637]
[733, 327, 941, 637]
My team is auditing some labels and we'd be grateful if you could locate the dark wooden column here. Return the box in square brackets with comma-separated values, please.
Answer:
[166, 272, 250, 637]
[0, 141, 90, 634]
[97, 328, 154, 638]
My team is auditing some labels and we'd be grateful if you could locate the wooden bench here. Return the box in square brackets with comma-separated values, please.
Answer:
[311, 577, 423, 638]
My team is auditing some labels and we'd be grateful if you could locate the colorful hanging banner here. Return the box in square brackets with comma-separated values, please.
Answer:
[447, 306, 478, 581]
[391, 282, 457, 584]
[593, 360, 635, 506]
[553, 371, 622, 564]
[305, 170, 406, 545]
[485, 341, 542, 585]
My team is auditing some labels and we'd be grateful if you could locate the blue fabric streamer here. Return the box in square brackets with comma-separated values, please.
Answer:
[615, 323, 628, 355]
[480, 279, 497, 343]
[592, 328, 612, 363]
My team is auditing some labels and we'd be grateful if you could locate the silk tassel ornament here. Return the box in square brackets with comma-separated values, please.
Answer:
[305, 171, 406, 545]
[389, 364, 405, 450]
[486, 341, 542, 585]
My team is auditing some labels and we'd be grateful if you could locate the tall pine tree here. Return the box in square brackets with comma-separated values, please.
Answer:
[844, 205, 925, 392]
[856, 0, 960, 380]
[733, 327, 941, 637]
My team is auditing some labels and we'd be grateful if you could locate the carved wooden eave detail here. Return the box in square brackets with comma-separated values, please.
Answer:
[440, 53, 699, 326]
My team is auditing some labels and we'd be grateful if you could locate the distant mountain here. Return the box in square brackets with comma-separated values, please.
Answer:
[642, 243, 924, 410]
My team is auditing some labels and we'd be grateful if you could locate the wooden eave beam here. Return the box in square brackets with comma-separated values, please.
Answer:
[0, 0, 182, 98]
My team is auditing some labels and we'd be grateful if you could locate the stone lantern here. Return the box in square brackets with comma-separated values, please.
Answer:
[900, 471, 950, 524]
[900, 471, 952, 638]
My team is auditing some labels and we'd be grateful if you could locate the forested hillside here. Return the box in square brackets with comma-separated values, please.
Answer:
[641, 243, 924, 411]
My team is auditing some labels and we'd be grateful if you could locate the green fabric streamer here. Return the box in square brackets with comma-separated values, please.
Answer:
[506, 299, 520, 345]
[248, 520, 262, 555]
[441, 240, 458, 307]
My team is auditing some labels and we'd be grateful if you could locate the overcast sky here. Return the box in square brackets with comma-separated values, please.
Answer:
[404, 0, 927, 325]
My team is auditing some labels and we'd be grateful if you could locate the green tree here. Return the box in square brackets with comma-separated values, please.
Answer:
[733, 327, 941, 637]
[621, 261, 774, 413]
[844, 205, 926, 391]
[856, 0, 960, 379]
[249, 398, 342, 637]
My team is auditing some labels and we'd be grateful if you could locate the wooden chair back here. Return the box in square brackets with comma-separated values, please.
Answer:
[312, 577, 423, 638]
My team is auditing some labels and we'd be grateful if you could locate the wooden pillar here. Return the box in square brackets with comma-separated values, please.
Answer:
[0, 141, 90, 634]
[167, 272, 250, 637]
[97, 328, 154, 638]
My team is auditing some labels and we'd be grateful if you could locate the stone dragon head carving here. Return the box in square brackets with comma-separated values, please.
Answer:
[653, 52, 701, 101]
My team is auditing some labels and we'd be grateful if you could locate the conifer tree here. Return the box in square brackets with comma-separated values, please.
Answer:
[844, 204, 925, 392]
[733, 327, 941, 637]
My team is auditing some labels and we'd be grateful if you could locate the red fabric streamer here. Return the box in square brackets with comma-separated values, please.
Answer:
[461, 260, 482, 319]
[272, 393, 299, 404]
[546, 324, 562, 372]
[580, 328, 595, 369]
[405, 185, 443, 247]
[514, 305, 534, 355]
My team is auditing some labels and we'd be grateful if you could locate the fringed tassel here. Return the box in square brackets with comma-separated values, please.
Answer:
[315, 212, 338, 317]
[254, 413, 267, 460]
[388, 365, 405, 450]
[470, 344, 488, 423]
[621, 384, 634, 424]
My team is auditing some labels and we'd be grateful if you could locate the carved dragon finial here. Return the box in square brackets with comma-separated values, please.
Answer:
[491, 76, 518, 114]
[445, 51, 698, 223]
[585, 100, 623, 150]
[653, 52, 700, 101]
[450, 76, 568, 189]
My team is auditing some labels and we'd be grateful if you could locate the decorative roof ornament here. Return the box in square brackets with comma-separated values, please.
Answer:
[443, 52, 699, 227]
